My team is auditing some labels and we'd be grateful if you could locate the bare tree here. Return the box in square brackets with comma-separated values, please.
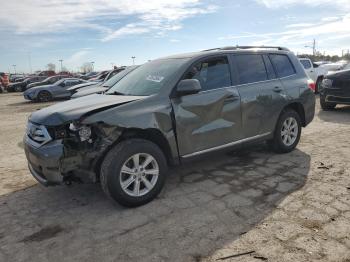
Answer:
[46, 63, 56, 71]
[80, 62, 93, 73]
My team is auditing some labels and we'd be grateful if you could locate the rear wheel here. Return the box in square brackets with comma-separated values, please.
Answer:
[37, 91, 52, 102]
[14, 85, 23, 92]
[320, 95, 336, 110]
[268, 109, 301, 153]
[100, 139, 167, 207]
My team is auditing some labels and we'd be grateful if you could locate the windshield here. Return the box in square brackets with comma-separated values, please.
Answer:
[103, 66, 138, 87]
[54, 79, 65, 85]
[106, 59, 188, 96]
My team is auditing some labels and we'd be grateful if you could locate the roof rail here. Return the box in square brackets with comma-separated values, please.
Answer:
[202, 46, 290, 52]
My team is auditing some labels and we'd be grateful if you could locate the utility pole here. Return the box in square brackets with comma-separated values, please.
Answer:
[12, 65, 16, 74]
[131, 56, 136, 65]
[91, 61, 95, 71]
[304, 39, 316, 56]
[58, 59, 63, 72]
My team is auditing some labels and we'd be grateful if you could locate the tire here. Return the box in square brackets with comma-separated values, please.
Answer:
[100, 139, 167, 207]
[37, 91, 52, 102]
[14, 85, 23, 92]
[268, 109, 302, 153]
[320, 95, 336, 110]
[315, 77, 323, 94]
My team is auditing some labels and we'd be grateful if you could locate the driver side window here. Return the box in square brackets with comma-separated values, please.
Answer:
[184, 57, 231, 91]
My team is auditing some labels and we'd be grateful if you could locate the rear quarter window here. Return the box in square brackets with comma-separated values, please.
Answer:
[270, 54, 296, 78]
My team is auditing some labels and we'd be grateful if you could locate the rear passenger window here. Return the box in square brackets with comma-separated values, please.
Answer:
[263, 55, 276, 79]
[270, 54, 296, 78]
[235, 54, 268, 85]
[184, 57, 231, 91]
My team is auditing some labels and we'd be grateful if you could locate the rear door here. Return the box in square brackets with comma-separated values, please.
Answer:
[231, 53, 282, 138]
[171, 55, 242, 157]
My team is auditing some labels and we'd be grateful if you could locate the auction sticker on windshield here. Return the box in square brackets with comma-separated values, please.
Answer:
[146, 75, 164, 82]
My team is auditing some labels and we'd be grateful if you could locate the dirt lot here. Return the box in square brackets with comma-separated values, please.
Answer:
[0, 92, 349, 262]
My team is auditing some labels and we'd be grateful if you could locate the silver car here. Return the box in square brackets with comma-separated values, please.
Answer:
[23, 78, 86, 102]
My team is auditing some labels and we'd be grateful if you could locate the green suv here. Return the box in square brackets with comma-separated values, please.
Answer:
[24, 46, 315, 207]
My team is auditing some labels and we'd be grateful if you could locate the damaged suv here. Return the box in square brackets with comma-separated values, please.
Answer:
[24, 46, 315, 207]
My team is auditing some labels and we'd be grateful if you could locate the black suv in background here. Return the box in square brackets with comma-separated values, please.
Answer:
[24, 46, 315, 207]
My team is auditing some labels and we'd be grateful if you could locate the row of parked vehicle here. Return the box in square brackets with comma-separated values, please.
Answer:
[297, 57, 350, 110]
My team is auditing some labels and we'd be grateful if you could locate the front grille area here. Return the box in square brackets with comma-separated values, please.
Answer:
[26, 122, 52, 147]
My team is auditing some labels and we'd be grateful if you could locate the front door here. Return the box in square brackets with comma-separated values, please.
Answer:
[171, 56, 242, 157]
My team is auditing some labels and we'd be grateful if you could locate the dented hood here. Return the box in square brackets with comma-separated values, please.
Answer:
[29, 94, 144, 126]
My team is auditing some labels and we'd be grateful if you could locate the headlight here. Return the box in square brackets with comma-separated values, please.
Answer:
[69, 123, 92, 142]
[322, 79, 333, 88]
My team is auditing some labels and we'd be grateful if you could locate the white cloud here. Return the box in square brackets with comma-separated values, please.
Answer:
[64, 49, 92, 68]
[0, 0, 216, 41]
[256, 0, 350, 10]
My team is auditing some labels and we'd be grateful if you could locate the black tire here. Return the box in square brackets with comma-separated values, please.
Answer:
[268, 109, 302, 153]
[315, 77, 323, 94]
[14, 85, 23, 92]
[320, 95, 336, 110]
[37, 91, 52, 102]
[100, 139, 167, 207]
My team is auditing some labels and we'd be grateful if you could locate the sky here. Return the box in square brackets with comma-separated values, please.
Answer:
[0, 0, 349, 73]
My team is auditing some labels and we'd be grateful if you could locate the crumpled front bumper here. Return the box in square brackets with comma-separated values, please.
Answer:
[24, 135, 65, 186]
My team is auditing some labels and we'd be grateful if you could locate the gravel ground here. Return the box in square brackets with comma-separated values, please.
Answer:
[0, 93, 349, 262]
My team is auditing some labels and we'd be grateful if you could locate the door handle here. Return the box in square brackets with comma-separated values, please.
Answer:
[273, 86, 283, 93]
[274, 87, 283, 92]
[224, 94, 239, 103]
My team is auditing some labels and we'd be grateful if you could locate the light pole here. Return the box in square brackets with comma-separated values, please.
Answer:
[131, 56, 136, 65]
[91, 61, 95, 72]
[58, 59, 63, 72]
[12, 65, 16, 74]
[304, 39, 316, 56]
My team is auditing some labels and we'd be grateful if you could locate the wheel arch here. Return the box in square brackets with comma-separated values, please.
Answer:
[281, 102, 306, 127]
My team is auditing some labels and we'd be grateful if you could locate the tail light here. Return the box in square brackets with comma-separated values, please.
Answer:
[307, 79, 316, 92]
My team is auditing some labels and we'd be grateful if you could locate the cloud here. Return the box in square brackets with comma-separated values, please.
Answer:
[0, 0, 217, 41]
[256, 0, 350, 10]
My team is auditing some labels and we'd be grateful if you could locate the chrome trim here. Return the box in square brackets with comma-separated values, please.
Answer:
[182, 132, 271, 158]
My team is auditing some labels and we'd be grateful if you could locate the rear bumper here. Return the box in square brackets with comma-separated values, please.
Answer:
[24, 136, 64, 185]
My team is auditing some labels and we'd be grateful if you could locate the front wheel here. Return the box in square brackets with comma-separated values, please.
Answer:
[268, 109, 302, 153]
[100, 139, 167, 207]
[15, 85, 23, 92]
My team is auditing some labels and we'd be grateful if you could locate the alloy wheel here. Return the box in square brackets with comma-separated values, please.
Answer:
[119, 153, 159, 197]
[281, 117, 298, 146]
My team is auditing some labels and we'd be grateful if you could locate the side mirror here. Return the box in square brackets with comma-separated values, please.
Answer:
[176, 79, 201, 96]
[59, 82, 65, 87]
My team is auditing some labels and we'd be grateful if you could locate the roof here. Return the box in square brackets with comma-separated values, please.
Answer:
[157, 46, 291, 60]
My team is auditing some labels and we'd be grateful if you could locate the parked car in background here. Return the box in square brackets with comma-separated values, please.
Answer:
[319, 69, 350, 110]
[80, 72, 97, 80]
[71, 66, 138, 98]
[23, 46, 315, 207]
[23, 78, 86, 102]
[320, 61, 345, 72]
[9, 74, 26, 82]
[0, 72, 9, 91]
[38, 70, 56, 77]
[26, 75, 70, 89]
[7, 76, 47, 92]
[299, 58, 327, 93]
[66, 81, 99, 94]
[88, 71, 110, 82]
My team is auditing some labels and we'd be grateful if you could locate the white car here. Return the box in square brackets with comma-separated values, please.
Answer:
[299, 58, 327, 93]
